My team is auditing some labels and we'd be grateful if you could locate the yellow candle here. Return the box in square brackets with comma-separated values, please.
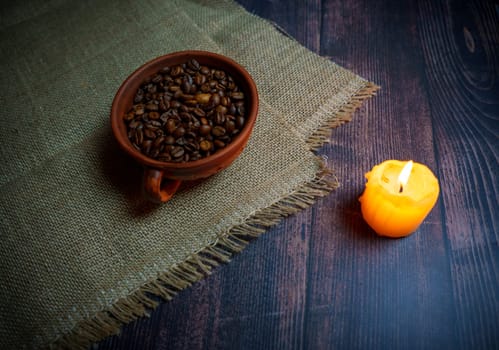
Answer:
[359, 160, 440, 238]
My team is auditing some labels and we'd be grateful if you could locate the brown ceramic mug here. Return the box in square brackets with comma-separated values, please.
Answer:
[110, 51, 259, 203]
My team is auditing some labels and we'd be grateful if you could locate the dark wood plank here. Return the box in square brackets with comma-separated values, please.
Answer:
[96, 0, 498, 349]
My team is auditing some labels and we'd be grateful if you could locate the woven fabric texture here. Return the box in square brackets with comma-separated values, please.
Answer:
[0, 0, 376, 348]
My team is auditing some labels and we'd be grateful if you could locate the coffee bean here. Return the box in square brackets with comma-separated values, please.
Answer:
[158, 153, 172, 162]
[148, 120, 162, 127]
[199, 124, 211, 136]
[164, 135, 175, 145]
[200, 83, 211, 93]
[199, 140, 212, 152]
[209, 93, 220, 106]
[173, 126, 186, 138]
[181, 80, 191, 94]
[124, 59, 248, 163]
[231, 91, 244, 100]
[134, 89, 144, 103]
[154, 136, 165, 148]
[214, 70, 226, 80]
[187, 59, 200, 71]
[134, 104, 145, 115]
[134, 128, 143, 145]
[214, 140, 226, 148]
[170, 65, 183, 77]
[213, 112, 225, 125]
[212, 126, 226, 137]
[144, 128, 157, 139]
[129, 120, 141, 129]
[192, 107, 206, 117]
[199, 66, 210, 75]
[149, 111, 160, 120]
[171, 146, 184, 158]
[184, 141, 199, 153]
[166, 119, 179, 134]
[195, 93, 211, 104]
[225, 120, 236, 134]
[142, 140, 153, 154]
[194, 73, 206, 86]
[235, 115, 245, 129]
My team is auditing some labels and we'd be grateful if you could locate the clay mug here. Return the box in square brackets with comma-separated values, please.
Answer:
[110, 51, 259, 203]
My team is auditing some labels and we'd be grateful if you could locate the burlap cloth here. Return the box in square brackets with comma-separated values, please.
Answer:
[0, 0, 377, 348]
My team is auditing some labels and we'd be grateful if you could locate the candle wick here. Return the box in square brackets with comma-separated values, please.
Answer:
[399, 184, 403, 193]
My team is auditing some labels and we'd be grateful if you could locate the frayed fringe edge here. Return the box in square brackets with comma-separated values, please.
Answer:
[48, 163, 337, 350]
[47, 81, 378, 350]
[306, 81, 380, 151]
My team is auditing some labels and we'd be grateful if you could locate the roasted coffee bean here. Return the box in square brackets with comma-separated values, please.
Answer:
[209, 93, 220, 106]
[220, 96, 229, 107]
[187, 59, 200, 71]
[164, 135, 175, 145]
[170, 100, 181, 109]
[170, 65, 183, 77]
[199, 140, 212, 152]
[129, 120, 141, 129]
[181, 80, 191, 94]
[171, 146, 184, 158]
[212, 126, 226, 137]
[200, 66, 210, 75]
[154, 136, 165, 148]
[200, 83, 211, 93]
[134, 89, 144, 103]
[152, 74, 163, 83]
[213, 112, 225, 125]
[225, 120, 236, 134]
[214, 70, 226, 80]
[216, 105, 228, 114]
[173, 126, 186, 138]
[214, 140, 226, 149]
[134, 104, 145, 115]
[166, 119, 179, 134]
[231, 91, 244, 100]
[149, 111, 160, 120]
[159, 101, 169, 111]
[149, 120, 162, 127]
[199, 124, 211, 136]
[235, 101, 245, 115]
[184, 142, 199, 153]
[184, 131, 198, 141]
[195, 93, 211, 104]
[142, 140, 153, 154]
[192, 107, 205, 117]
[147, 84, 157, 94]
[228, 104, 237, 115]
[235, 115, 245, 129]
[134, 128, 144, 145]
[194, 73, 206, 86]
[124, 59, 248, 162]
[158, 153, 172, 162]
[144, 129, 156, 139]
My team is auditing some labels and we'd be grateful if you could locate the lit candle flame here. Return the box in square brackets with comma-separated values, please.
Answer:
[398, 160, 413, 193]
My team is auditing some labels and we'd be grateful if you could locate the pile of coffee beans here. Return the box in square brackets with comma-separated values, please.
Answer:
[123, 58, 247, 162]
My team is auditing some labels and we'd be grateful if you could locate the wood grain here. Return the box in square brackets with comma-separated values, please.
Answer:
[96, 0, 498, 349]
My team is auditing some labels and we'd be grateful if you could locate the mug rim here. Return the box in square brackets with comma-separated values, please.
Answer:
[110, 50, 259, 170]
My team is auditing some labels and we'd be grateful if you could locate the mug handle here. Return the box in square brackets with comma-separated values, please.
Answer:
[143, 168, 182, 203]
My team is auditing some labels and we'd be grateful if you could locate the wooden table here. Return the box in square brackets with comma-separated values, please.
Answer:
[97, 0, 498, 349]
